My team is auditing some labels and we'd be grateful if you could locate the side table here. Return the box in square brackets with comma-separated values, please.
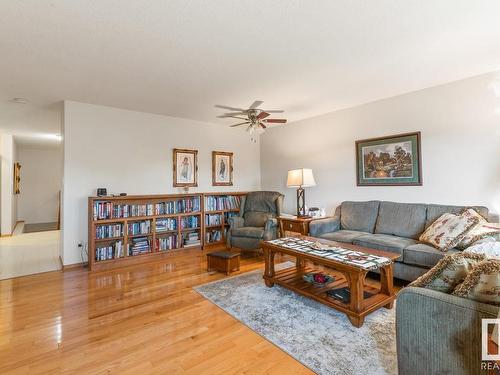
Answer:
[277, 216, 330, 236]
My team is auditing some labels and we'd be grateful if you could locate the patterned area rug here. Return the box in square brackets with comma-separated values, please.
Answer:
[195, 264, 397, 375]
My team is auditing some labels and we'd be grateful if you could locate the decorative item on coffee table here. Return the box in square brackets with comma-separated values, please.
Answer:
[303, 272, 335, 287]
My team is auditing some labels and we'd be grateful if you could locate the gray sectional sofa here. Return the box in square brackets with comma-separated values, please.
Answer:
[309, 201, 499, 281]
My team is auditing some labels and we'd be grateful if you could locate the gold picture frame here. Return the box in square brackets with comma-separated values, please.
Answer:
[173, 148, 198, 187]
[212, 151, 233, 186]
[13, 162, 21, 194]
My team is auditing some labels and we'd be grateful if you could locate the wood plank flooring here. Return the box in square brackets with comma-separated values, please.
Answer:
[0, 249, 314, 374]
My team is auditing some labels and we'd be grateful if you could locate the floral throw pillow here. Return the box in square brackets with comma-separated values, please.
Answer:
[419, 212, 479, 252]
[452, 260, 500, 306]
[410, 252, 485, 293]
[456, 208, 500, 250]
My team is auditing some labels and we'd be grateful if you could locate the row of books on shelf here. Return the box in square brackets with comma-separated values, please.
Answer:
[128, 220, 151, 235]
[114, 203, 154, 218]
[93, 198, 202, 221]
[96, 224, 123, 239]
[204, 195, 241, 212]
[95, 240, 124, 261]
[156, 218, 177, 232]
[155, 198, 201, 215]
[184, 232, 201, 247]
[95, 232, 205, 262]
[93, 201, 113, 220]
[181, 215, 200, 229]
[205, 230, 222, 243]
[128, 237, 151, 256]
[157, 234, 178, 251]
[205, 214, 222, 226]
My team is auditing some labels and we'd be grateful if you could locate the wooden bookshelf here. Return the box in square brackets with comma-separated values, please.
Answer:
[203, 192, 246, 248]
[88, 192, 247, 271]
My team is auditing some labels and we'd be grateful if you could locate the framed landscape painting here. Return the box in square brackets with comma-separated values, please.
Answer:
[212, 151, 233, 186]
[173, 148, 198, 187]
[356, 132, 422, 186]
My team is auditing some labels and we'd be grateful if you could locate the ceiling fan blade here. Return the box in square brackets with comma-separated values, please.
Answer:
[256, 111, 270, 120]
[260, 123, 267, 129]
[262, 119, 287, 123]
[226, 116, 249, 120]
[262, 109, 284, 113]
[217, 114, 248, 119]
[217, 112, 246, 119]
[230, 122, 251, 127]
[215, 105, 246, 111]
[249, 100, 264, 109]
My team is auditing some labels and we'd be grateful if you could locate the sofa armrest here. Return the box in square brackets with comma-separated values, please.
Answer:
[228, 216, 244, 230]
[263, 218, 278, 241]
[309, 216, 340, 237]
[396, 287, 498, 375]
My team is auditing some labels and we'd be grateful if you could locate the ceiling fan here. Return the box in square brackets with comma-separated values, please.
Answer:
[215, 100, 287, 135]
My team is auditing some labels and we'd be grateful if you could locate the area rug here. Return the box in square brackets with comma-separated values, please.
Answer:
[194, 264, 397, 375]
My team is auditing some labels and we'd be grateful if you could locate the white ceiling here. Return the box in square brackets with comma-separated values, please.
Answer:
[1, 0, 500, 144]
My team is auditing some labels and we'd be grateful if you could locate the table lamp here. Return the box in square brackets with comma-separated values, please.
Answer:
[287, 168, 316, 217]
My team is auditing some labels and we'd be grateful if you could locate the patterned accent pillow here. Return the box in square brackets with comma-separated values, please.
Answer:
[452, 260, 500, 305]
[410, 252, 485, 293]
[418, 212, 479, 252]
[456, 208, 500, 250]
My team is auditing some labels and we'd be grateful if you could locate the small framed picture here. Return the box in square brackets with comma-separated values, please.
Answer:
[173, 148, 198, 187]
[212, 151, 233, 186]
[356, 132, 422, 186]
[13, 162, 21, 194]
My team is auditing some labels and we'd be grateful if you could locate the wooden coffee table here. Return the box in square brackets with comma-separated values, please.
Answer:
[261, 236, 399, 327]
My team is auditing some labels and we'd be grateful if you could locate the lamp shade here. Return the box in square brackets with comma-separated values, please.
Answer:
[286, 168, 316, 188]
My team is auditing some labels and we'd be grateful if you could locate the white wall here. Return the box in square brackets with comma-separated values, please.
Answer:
[62, 101, 261, 265]
[17, 144, 62, 224]
[0, 134, 17, 235]
[261, 72, 500, 217]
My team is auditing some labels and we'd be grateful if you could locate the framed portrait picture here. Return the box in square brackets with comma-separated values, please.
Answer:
[173, 148, 198, 187]
[13, 162, 21, 194]
[356, 132, 422, 186]
[212, 151, 233, 186]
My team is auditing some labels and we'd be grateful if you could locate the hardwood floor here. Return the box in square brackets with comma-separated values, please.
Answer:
[0, 249, 314, 374]
[0, 248, 405, 374]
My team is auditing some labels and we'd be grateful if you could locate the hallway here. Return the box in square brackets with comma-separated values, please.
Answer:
[0, 225, 61, 280]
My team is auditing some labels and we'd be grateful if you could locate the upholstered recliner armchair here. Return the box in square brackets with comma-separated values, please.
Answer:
[227, 191, 284, 251]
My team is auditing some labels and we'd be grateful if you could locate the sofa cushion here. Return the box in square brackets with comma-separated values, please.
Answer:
[231, 227, 264, 239]
[453, 260, 500, 305]
[419, 212, 479, 252]
[410, 252, 485, 293]
[340, 201, 380, 233]
[374, 201, 427, 239]
[425, 204, 489, 229]
[404, 243, 459, 268]
[318, 230, 370, 243]
[352, 234, 418, 262]
[456, 208, 500, 249]
[243, 211, 272, 227]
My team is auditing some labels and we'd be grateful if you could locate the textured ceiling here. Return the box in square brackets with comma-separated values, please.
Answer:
[1, 0, 500, 144]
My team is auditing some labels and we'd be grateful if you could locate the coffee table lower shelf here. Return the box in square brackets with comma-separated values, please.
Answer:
[263, 265, 394, 327]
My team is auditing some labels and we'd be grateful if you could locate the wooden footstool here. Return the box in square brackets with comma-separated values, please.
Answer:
[207, 251, 240, 275]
